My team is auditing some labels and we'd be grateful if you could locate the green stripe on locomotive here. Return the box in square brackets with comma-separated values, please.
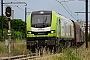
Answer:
[27, 13, 31, 32]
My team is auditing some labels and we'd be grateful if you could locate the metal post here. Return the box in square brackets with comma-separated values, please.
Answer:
[25, 7, 27, 38]
[11, 10, 14, 19]
[86, 0, 88, 48]
[8, 18, 11, 55]
[1, 0, 4, 40]
[74, 0, 89, 48]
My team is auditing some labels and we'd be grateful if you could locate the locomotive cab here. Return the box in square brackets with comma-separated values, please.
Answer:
[26, 11, 57, 52]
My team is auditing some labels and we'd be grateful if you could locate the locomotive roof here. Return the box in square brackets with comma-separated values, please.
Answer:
[30, 10, 73, 22]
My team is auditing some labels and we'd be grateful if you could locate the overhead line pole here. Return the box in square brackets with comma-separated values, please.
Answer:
[75, 0, 89, 48]
[25, 7, 27, 38]
[86, 0, 88, 48]
[1, 0, 4, 40]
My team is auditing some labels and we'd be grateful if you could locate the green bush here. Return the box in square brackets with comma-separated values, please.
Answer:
[12, 30, 23, 40]
[0, 30, 2, 41]
[88, 33, 90, 42]
[3, 29, 8, 39]
[0, 29, 24, 41]
[0, 29, 8, 41]
[61, 49, 81, 60]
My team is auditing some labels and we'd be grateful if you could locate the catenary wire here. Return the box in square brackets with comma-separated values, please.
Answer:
[64, 0, 79, 19]
[55, 0, 77, 21]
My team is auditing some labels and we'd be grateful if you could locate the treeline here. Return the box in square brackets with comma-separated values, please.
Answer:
[0, 16, 25, 41]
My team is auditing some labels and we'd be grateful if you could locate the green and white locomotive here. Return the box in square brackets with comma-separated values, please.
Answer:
[26, 10, 76, 52]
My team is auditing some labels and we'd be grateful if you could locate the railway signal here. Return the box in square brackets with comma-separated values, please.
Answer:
[5, 6, 12, 56]
[5, 6, 11, 17]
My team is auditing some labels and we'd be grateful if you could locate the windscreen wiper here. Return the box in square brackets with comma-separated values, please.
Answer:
[43, 16, 47, 24]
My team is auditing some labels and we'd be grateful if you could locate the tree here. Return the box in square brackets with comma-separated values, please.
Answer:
[11, 19, 25, 38]
[0, 15, 26, 40]
[0, 16, 8, 40]
[0, 30, 2, 40]
[88, 33, 90, 42]
[0, 16, 8, 29]
[11, 19, 25, 31]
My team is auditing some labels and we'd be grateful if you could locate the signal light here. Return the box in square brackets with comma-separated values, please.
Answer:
[5, 6, 11, 17]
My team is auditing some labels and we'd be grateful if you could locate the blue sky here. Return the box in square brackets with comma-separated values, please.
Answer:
[0, 0, 90, 22]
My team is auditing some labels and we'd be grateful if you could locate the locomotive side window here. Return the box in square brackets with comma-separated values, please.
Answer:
[59, 19, 60, 24]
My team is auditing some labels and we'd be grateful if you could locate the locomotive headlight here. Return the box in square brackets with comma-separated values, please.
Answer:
[51, 31, 54, 33]
[28, 31, 32, 34]
[51, 30, 55, 33]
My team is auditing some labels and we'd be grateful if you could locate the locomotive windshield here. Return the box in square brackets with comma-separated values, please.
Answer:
[31, 11, 52, 28]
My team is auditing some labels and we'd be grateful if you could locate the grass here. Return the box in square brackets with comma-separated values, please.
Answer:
[75, 42, 90, 60]
[0, 42, 8, 57]
[35, 42, 90, 60]
[0, 40, 31, 57]
[35, 48, 81, 60]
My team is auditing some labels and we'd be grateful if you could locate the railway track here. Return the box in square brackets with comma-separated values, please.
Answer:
[0, 53, 37, 60]
[0, 50, 61, 60]
[0, 53, 60, 60]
